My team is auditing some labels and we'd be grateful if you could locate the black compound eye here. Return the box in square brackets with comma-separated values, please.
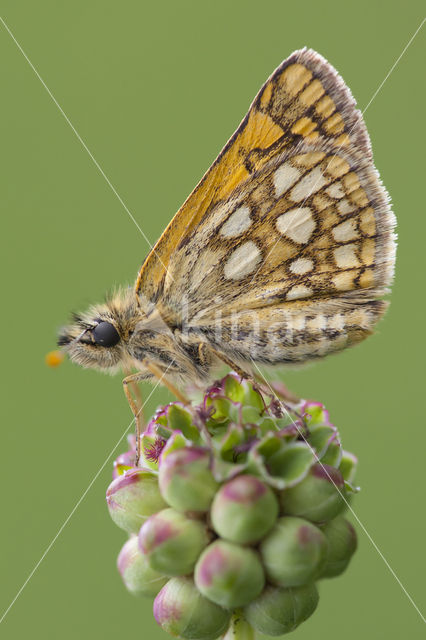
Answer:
[92, 321, 120, 347]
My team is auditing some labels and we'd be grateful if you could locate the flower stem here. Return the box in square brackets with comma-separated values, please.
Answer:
[222, 612, 256, 640]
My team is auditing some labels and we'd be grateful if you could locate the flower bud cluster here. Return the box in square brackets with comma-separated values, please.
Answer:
[106, 374, 358, 638]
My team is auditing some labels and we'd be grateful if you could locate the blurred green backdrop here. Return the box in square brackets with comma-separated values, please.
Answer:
[1, 1, 425, 638]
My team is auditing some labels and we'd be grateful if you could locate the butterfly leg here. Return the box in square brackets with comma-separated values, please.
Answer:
[123, 368, 144, 423]
[123, 372, 149, 465]
[208, 347, 257, 385]
[141, 359, 190, 405]
[123, 363, 190, 465]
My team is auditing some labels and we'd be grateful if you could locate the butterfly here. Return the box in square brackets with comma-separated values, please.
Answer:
[58, 48, 396, 434]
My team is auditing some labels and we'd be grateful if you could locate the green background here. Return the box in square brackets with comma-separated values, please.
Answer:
[1, 2, 425, 638]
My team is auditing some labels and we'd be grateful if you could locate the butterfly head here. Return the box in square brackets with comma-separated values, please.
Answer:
[57, 289, 140, 373]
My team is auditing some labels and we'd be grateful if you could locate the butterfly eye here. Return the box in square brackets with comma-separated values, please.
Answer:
[92, 322, 120, 347]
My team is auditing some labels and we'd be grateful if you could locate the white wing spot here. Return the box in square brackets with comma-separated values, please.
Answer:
[273, 163, 301, 198]
[332, 219, 359, 242]
[328, 314, 345, 331]
[224, 241, 262, 280]
[289, 257, 314, 274]
[290, 166, 328, 202]
[276, 207, 316, 244]
[220, 205, 252, 238]
[326, 182, 345, 199]
[334, 244, 360, 268]
[307, 314, 327, 331]
[337, 198, 356, 215]
[286, 284, 313, 300]
[290, 314, 306, 331]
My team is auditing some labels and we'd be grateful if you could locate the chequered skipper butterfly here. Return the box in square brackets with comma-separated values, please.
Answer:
[58, 49, 396, 432]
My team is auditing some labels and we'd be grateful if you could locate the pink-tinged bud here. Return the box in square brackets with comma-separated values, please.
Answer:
[117, 536, 167, 597]
[154, 577, 231, 640]
[194, 540, 265, 608]
[139, 508, 209, 576]
[244, 583, 319, 636]
[260, 516, 327, 587]
[210, 474, 279, 544]
[158, 447, 219, 512]
[319, 517, 358, 578]
[280, 463, 346, 523]
[106, 468, 167, 534]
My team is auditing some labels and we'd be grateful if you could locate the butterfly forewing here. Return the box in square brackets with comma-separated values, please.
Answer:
[136, 48, 375, 302]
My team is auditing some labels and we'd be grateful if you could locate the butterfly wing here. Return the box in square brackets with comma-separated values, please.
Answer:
[136, 49, 396, 365]
[161, 138, 395, 361]
[136, 48, 373, 302]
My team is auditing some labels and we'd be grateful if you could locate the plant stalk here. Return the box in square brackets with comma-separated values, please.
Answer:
[222, 612, 256, 640]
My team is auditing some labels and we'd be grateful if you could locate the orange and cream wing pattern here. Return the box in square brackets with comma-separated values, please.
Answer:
[163, 137, 395, 364]
[136, 48, 373, 302]
[162, 139, 395, 315]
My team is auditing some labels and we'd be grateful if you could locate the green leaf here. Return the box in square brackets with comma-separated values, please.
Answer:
[155, 415, 169, 427]
[307, 425, 335, 456]
[225, 375, 245, 403]
[304, 403, 327, 426]
[306, 421, 342, 467]
[267, 442, 316, 488]
[339, 450, 358, 483]
[243, 384, 265, 411]
[206, 420, 229, 437]
[219, 423, 245, 462]
[206, 396, 232, 421]
[247, 435, 315, 489]
[167, 405, 200, 441]
[257, 417, 280, 436]
[241, 406, 262, 424]
[245, 435, 278, 479]
[321, 440, 342, 467]
[252, 433, 282, 461]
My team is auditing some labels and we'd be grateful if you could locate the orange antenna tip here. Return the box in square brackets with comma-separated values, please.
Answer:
[45, 350, 65, 368]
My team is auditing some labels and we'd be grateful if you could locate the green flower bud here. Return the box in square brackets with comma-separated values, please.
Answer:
[210, 474, 279, 544]
[154, 577, 231, 640]
[117, 536, 167, 597]
[320, 517, 357, 578]
[260, 516, 327, 587]
[244, 583, 319, 636]
[158, 447, 219, 512]
[194, 540, 265, 608]
[139, 508, 209, 576]
[106, 468, 167, 534]
[280, 463, 346, 522]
